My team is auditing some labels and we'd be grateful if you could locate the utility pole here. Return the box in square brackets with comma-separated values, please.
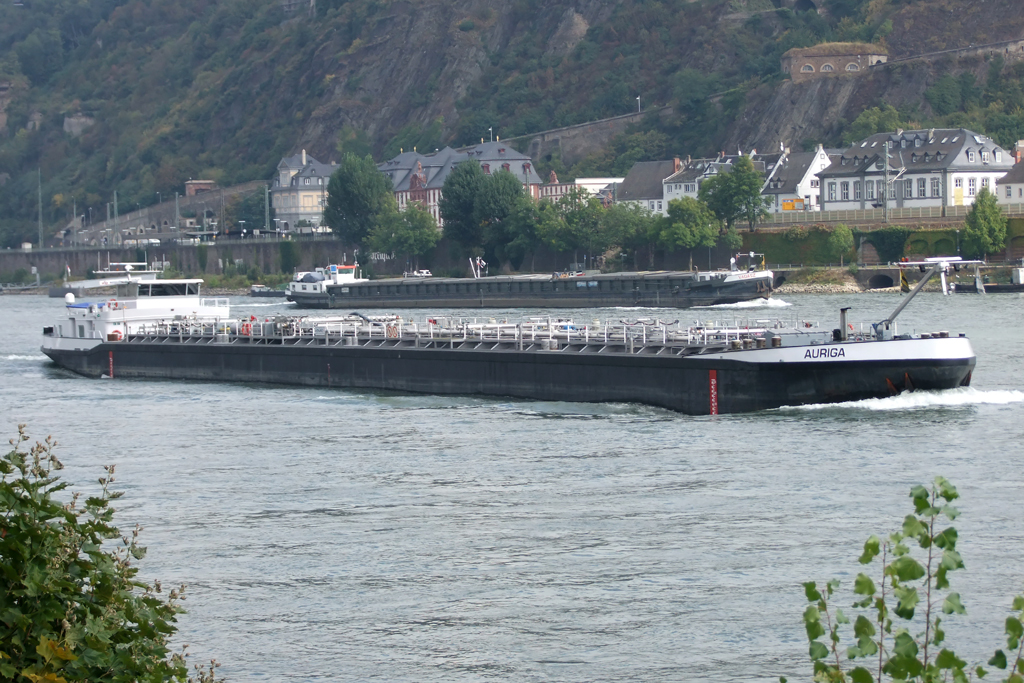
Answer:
[175, 192, 180, 228]
[37, 168, 42, 248]
[72, 196, 76, 247]
[883, 140, 890, 224]
[264, 185, 270, 232]
[113, 190, 119, 230]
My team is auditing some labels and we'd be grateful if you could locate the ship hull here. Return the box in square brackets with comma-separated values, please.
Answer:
[41, 337, 975, 415]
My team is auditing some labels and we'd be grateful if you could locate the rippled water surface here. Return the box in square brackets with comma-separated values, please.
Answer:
[3, 291, 1024, 681]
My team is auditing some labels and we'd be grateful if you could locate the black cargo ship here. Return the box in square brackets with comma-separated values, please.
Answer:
[41, 259, 979, 415]
[286, 269, 774, 309]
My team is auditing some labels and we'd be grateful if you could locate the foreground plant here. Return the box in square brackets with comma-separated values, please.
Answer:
[788, 477, 1024, 683]
[0, 425, 221, 682]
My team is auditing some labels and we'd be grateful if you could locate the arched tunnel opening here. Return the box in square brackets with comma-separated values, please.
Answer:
[793, 0, 817, 12]
[867, 274, 895, 289]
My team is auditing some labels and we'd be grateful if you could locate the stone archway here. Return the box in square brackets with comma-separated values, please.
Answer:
[793, 0, 817, 11]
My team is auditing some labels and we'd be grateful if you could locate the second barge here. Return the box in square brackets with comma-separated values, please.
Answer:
[286, 267, 774, 310]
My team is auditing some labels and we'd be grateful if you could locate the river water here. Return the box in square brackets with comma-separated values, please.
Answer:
[2, 291, 1023, 682]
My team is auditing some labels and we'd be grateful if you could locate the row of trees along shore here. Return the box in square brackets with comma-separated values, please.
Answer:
[322, 153, 776, 272]
[7, 426, 1024, 683]
[320, 153, 1009, 273]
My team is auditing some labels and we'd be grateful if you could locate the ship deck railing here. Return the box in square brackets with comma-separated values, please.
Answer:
[120, 316, 811, 354]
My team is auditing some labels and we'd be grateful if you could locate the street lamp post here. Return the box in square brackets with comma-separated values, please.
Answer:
[238, 220, 246, 239]
[636, 95, 641, 113]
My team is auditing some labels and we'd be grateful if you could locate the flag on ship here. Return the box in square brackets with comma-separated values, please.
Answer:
[900, 269, 910, 293]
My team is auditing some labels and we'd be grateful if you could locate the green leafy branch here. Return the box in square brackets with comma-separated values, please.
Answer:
[791, 477, 1024, 683]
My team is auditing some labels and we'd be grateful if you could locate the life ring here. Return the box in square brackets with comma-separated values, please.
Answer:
[111, 329, 123, 341]
[108, 299, 119, 310]
[240, 322, 252, 336]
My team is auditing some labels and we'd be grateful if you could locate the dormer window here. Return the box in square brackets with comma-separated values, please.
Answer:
[304, 178, 310, 185]
[801, 64, 814, 72]
[981, 151, 990, 162]
[967, 151, 976, 162]
[846, 63, 860, 71]
[996, 151, 1003, 163]
[915, 138, 922, 148]
[901, 139, 907, 148]
[821, 64, 834, 72]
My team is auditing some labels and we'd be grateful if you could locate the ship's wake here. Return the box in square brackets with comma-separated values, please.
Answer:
[793, 387, 1024, 412]
[697, 298, 792, 310]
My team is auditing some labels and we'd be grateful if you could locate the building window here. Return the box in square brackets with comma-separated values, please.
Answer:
[955, 178, 963, 189]
[967, 151, 976, 163]
[968, 178, 977, 196]
[996, 151, 1003, 163]
[918, 178, 926, 197]
[821, 63, 834, 72]
[649, 201, 655, 210]
[1008, 186, 1013, 198]
[846, 63, 860, 71]
[889, 182, 896, 199]
[841, 182, 849, 200]
[904, 179, 913, 198]
[931, 177, 941, 197]
[657, 201, 663, 211]
[685, 183, 695, 192]
[865, 179, 875, 199]
[810, 179, 819, 188]
[981, 177, 989, 189]
[828, 182, 836, 201]
[801, 64, 815, 72]
[854, 181, 862, 200]
[982, 151, 990, 162]
[303, 178, 310, 185]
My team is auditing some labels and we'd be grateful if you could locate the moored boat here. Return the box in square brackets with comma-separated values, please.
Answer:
[286, 267, 775, 310]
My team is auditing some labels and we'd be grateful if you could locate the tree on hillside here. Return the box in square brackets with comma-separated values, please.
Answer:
[490, 196, 546, 271]
[602, 202, 660, 270]
[475, 170, 526, 265]
[843, 104, 905, 145]
[0, 426, 222, 682]
[439, 161, 487, 253]
[225, 191, 267, 235]
[538, 187, 607, 267]
[366, 203, 441, 271]
[825, 223, 855, 265]
[961, 186, 1007, 258]
[659, 197, 719, 270]
[698, 156, 770, 232]
[323, 153, 397, 245]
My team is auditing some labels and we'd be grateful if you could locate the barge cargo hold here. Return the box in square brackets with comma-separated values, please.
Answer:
[285, 269, 774, 310]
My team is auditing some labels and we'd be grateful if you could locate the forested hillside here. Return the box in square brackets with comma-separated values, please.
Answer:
[1, 0, 1023, 247]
